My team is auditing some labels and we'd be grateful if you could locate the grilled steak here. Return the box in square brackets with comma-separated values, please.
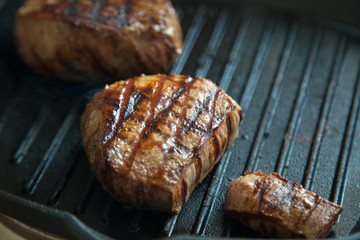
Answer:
[14, 0, 183, 83]
[224, 170, 343, 238]
[81, 74, 242, 214]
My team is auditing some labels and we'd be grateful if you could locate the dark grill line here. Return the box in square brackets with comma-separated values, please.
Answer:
[193, 16, 276, 236]
[274, 30, 323, 177]
[47, 145, 84, 206]
[74, 175, 96, 215]
[217, 13, 252, 92]
[0, 61, 16, 120]
[103, 5, 208, 234]
[298, 195, 321, 226]
[103, 78, 135, 148]
[126, 79, 196, 153]
[161, 6, 208, 237]
[139, 77, 195, 140]
[0, 87, 26, 136]
[100, 198, 115, 225]
[178, 87, 223, 178]
[125, 79, 197, 236]
[193, 152, 232, 235]
[238, 18, 275, 113]
[11, 102, 51, 164]
[90, 84, 136, 223]
[242, 23, 298, 173]
[332, 73, 360, 207]
[3, 1, 360, 238]
[195, 9, 229, 78]
[303, 36, 348, 191]
[128, 211, 143, 233]
[170, 5, 207, 75]
[123, 91, 145, 121]
[124, 77, 166, 172]
[162, 80, 211, 237]
[182, 88, 218, 136]
[163, 10, 251, 237]
[23, 100, 80, 195]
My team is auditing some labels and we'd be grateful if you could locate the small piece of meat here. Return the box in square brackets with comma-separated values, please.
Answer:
[80, 74, 242, 214]
[14, 0, 183, 83]
[224, 170, 343, 239]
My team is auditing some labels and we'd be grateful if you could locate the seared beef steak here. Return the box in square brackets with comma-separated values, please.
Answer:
[224, 170, 343, 238]
[81, 74, 242, 214]
[15, 0, 183, 83]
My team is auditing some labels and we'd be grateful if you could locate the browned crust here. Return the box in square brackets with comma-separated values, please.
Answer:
[81, 74, 242, 214]
[15, 0, 183, 83]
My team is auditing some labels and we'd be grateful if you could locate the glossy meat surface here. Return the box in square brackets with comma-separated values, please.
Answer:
[81, 74, 242, 214]
[15, 0, 183, 83]
[224, 170, 343, 238]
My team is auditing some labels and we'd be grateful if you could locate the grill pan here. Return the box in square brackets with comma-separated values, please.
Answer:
[1, 0, 360, 239]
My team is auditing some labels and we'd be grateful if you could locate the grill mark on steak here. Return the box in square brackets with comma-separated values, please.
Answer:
[180, 88, 222, 155]
[209, 89, 220, 131]
[123, 75, 167, 172]
[137, 76, 196, 143]
[183, 92, 217, 146]
[155, 77, 196, 119]
[123, 91, 146, 121]
[166, 77, 200, 180]
[102, 78, 135, 148]
[105, 76, 198, 176]
[168, 77, 203, 191]
[187, 88, 222, 180]
[300, 194, 322, 225]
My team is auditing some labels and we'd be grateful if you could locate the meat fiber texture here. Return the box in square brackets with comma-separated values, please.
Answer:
[81, 74, 242, 214]
[224, 170, 343, 239]
[15, 0, 183, 83]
